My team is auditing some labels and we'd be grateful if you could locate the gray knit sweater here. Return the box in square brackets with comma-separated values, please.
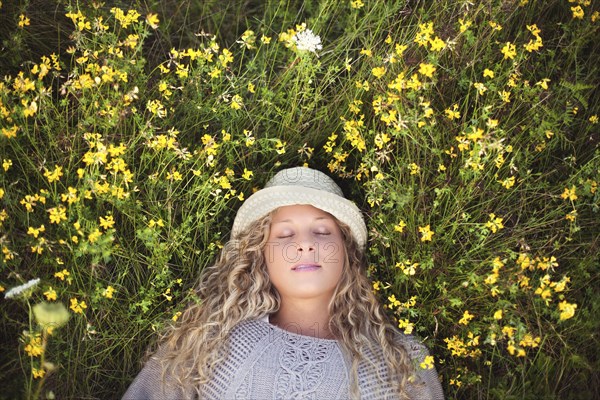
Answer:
[122, 319, 444, 399]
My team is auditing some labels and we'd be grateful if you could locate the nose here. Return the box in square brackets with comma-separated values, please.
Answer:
[296, 241, 316, 252]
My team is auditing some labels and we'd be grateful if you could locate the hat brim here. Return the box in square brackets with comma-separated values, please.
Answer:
[231, 185, 367, 248]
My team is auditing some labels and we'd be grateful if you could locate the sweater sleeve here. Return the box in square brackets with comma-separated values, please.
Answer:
[121, 351, 191, 400]
[397, 334, 445, 400]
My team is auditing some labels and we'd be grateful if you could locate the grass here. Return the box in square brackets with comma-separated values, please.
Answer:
[0, 0, 599, 398]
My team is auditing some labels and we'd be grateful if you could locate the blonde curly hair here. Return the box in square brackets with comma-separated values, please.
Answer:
[157, 211, 413, 398]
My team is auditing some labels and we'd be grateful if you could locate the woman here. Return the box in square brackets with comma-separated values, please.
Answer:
[122, 166, 444, 399]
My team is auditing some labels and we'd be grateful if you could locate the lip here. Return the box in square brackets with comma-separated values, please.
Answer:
[292, 263, 321, 272]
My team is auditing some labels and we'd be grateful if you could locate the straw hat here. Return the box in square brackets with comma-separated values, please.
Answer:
[231, 167, 367, 248]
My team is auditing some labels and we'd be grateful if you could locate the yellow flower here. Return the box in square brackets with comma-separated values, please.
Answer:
[450, 378, 462, 387]
[48, 206, 67, 224]
[429, 36, 445, 52]
[70, 298, 88, 314]
[24, 336, 44, 357]
[558, 301, 577, 320]
[355, 79, 370, 91]
[571, 6, 584, 19]
[445, 104, 460, 120]
[553, 276, 570, 292]
[99, 215, 115, 230]
[230, 94, 243, 110]
[519, 334, 541, 349]
[103, 286, 115, 299]
[44, 287, 57, 301]
[374, 133, 390, 149]
[146, 99, 167, 118]
[32, 367, 46, 379]
[561, 186, 578, 201]
[27, 225, 46, 238]
[395, 44, 408, 57]
[44, 165, 63, 183]
[409, 163, 420, 175]
[110, 8, 141, 29]
[396, 261, 418, 276]
[18, 14, 31, 28]
[172, 311, 182, 322]
[536, 78, 550, 90]
[459, 310, 475, 325]
[485, 213, 504, 233]
[148, 219, 165, 228]
[483, 69, 495, 78]
[371, 67, 386, 78]
[88, 229, 102, 244]
[242, 168, 254, 180]
[418, 63, 436, 78]
[485, 273, 498, 285]
[489, 21, 503, 31]
[61, 187, 79, 205]
[215, 175, 232, 190]
[397, 318, 414, 335]
[54, 269, 70, 281]
[589, 115, 598, 124]
[359, 48, 372, 57]
[458, 18, 472, 33]
[499, 90, 511, 103]
[2, 159, 12, 171]
[418, 225, 434, 242]
[502, 325, 515, 338]
[420, 355, 435, 370]
[146, 13, 160, 29]
[394, 220, 406, 233]
[274, 139, 286, 155]
[467, 127, 484, 141]
[536, 256, 558, 271]
[65, 10, 91, 31]
[501, 42, 517, 60]
[473, 82, 487, 95]
[166, 169, 183, 181]
[219, 48, 235, 66]
[108, 142, 127, 157]
[493, 310, 503, 320]
[350, 0, 364, 9]
[414, 22, 434, 47]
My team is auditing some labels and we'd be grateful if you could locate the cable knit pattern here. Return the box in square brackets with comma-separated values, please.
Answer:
[275, 333, 335, 398]
[122, 319, 445, 399]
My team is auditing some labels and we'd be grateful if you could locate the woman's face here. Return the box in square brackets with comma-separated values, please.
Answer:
[264, 204, 345, 303]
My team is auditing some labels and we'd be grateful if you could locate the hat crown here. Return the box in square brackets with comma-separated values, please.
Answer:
[266, 167, 344, 197]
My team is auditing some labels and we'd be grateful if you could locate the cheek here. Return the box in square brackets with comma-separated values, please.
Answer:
[264, 241, 295, 267]
[321, 240, 344, 266]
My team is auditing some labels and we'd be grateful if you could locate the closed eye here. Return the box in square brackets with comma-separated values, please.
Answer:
[276, 232, 294, 239]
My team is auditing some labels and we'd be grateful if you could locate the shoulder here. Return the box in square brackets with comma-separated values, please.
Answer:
[122, 347, 192, 400]
[392, 330, 431, 362]
[392, 331, 446, 400]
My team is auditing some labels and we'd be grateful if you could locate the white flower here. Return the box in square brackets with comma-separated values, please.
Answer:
[293, 29, 323, 54]
[4, 278, 41, 299]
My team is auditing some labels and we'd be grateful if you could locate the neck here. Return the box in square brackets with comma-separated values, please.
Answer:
[270, 299, 334, 339]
